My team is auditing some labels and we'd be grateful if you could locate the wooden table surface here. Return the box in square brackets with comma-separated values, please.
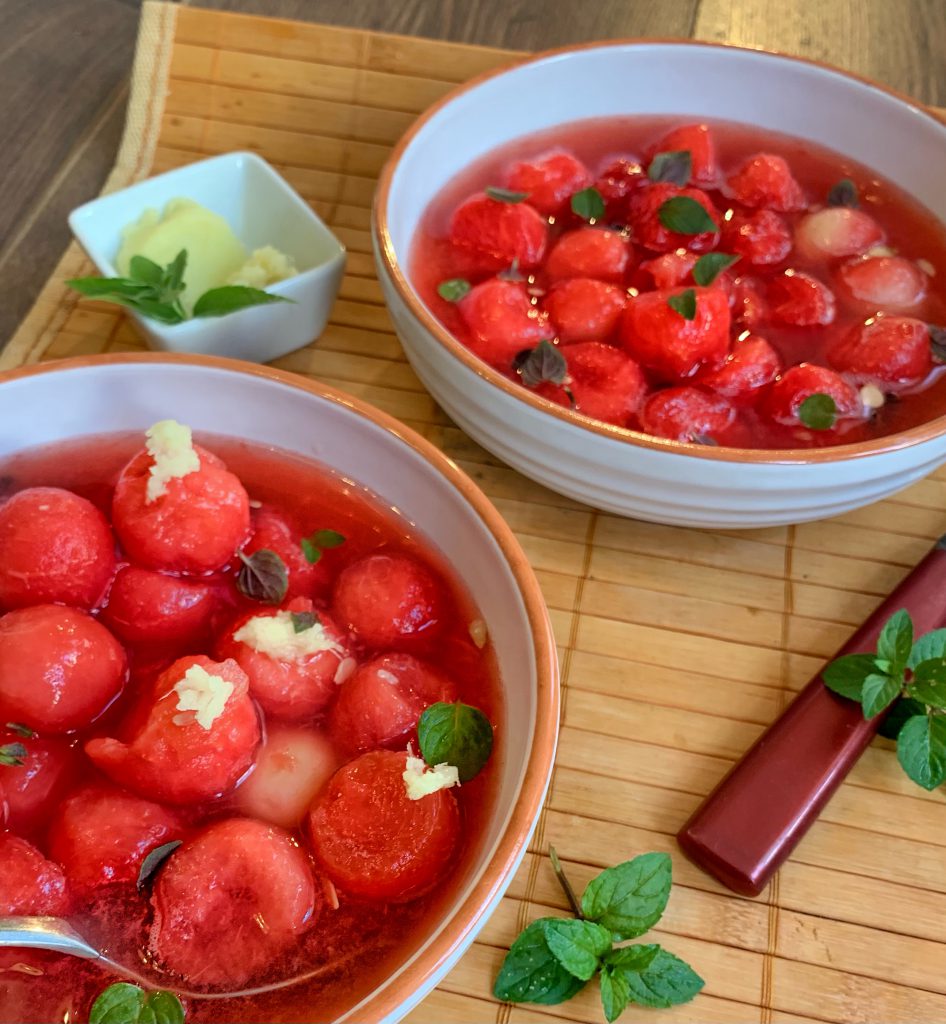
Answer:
[1, 0, 944, 349]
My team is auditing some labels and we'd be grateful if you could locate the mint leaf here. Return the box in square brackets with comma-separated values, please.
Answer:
[600, 966, 631, 1023]
[897, 714, 946, 790]
[861, 673, 902, 719]
[878, 697, 927, 740]
[798, 393, 837, 430]
[4, 722, 35, 739]
[908, 628, 946, 669]
[291, 611, 317, 633]
[692, 252, 740, 287]
[667, 288, 697, 321]
[657, 196, 716, 234]
[129, 255, 164, 286]
[614, 947, 704, 1008]
[162, 249, 188, 297]
[300, 528, 346, 564]
[877, 609, 913, 673]
[193, 285, 290, 318]
[827, 179, 858, 209]
[136, 840, 182, 891]
[604, 943, 660, 972]
[822, 653, 878, 700]
[543, 919, 611, 981]
[571, 187, 605, 222]
[493, 919, 587, 1005]
[931, 326, 946, 364]
[89, 983, 184, 1024]
[581, 851, 672, 940]
[486, 186, 528, 204]
[514, 340, 568, 388]
[236, 548, 288, 605]
[0, 742, 27, 767]
[647, 150, 691, 187]
[909, 659, 946, 709]
[437, 278, 471, 302]
[417, 702, 493, 782]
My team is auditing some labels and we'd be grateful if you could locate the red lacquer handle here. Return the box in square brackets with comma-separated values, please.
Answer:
[677, 537, 946, 896]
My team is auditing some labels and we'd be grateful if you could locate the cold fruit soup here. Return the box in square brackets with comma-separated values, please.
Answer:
[410, 115, 946, 449]
[0, 424, 502, 1024]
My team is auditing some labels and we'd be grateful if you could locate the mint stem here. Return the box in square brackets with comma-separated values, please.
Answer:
[548, 845, 583, 919]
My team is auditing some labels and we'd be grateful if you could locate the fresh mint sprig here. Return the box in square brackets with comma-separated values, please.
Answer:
[89, 982, 184, 1024]
[823, 609, 946, 789]
[494, 848, 703, 1021]
[67, 249, 291, 325]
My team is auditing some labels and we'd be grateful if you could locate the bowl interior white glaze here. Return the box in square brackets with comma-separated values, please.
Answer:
[0, 358, 555, 1021]
[386, 42, 946, 282]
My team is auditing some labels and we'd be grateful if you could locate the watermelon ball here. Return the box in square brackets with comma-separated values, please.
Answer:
[0, 487, 116, 611]
[0, 605, 126, 733]
[0, 833, 71, 916]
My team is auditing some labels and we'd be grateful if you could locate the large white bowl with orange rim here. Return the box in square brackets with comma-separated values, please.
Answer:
[0, 353, 559, 1024]
[373, 41, 946, 528]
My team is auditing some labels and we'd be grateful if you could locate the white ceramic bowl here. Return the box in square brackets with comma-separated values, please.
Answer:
[374, 42, 946, 528]
[69, 152, 346, 363]
[0, 353, 559, 1024]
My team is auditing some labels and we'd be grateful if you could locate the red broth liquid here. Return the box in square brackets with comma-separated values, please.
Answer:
[410, 115, 946, 448]
[0, 434, 503, 1024]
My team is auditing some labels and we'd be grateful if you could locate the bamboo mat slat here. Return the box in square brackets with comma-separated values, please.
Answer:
[6, 3, 946, 1021]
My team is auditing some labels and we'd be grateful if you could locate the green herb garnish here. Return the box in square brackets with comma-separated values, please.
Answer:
[666, 289, 697, 321]
[494, 848, 703, 1020]
[136, 841, 182, 891]
[0, 742, 27, 767]
[417, 701, 494, 782]
[236, 548, 288, 604]
[290, 610, 318, 633]
[514, 339, 568, 388]
[437, 278, 472, 302]
[570, 187, 606, 222]
[5, 722, 35, 739]
[67, 249, 291, 325]
[827, 178, 859, 208]
[647, 150, 691, 187]
[657, 196, 717, 235]
[824, 609, 946, 789]
[485, 186, 529, 204]
[692, 252, 740, 287]
[929, 325, 946, 363]
[300, 529, 346, 565]
[798, 393, 837, 430]
[89, 983, 184, 1024]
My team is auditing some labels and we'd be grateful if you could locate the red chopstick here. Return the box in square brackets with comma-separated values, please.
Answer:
[677, 536, 946, 897]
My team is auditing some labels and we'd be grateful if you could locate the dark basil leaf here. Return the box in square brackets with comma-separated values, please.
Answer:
[692, 252, 740, 287]
[136, 841, 182, 891]
[798, 393, 837, 430]
[647, 150, 691, 187]
[580, 851, 672, 940]
[417, 701, 494, 782]
[437, 278, 471, 302]
[827, 179, 858, 208]
[291, 611, 318, 633]
[237, 548, 289, 604]
[193, 286, 290, 318]
[485, 186, 528, 203]
[514, 340, 568, 388]
[657, 196, 717, 234]
[493, 919, 588, 1005]
[897, 713, 946, 790]
[570, 187, 606, 222]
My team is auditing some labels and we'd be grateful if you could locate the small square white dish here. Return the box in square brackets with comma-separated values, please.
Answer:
[68, 152, 346, 363]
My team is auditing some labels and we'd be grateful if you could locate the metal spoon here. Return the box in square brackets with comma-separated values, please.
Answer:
[0, 916, 347, 1000]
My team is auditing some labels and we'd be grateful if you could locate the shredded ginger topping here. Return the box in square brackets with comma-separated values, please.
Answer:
[233, 610, 344, 662]
[403, 750, 460, 801]
[145, 419, 200, 503]
[173, 665, 234, 730]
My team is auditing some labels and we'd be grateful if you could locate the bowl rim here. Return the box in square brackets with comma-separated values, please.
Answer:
[0, 351, 560, 1023]
[373, 37, 946, 467]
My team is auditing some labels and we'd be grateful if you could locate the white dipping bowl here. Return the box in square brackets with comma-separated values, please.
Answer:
[373, 42, 946, 528]
[0, 353, 559, 1024]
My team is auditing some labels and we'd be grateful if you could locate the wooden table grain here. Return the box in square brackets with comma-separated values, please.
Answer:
[1, 0, 944, 350]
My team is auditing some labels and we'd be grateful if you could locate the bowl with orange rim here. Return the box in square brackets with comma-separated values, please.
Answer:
[0, 353, 558, 1023]
[373, 41, 946, 528]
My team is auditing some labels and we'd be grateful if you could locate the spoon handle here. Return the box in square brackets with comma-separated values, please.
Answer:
[0, 916, 101, 960]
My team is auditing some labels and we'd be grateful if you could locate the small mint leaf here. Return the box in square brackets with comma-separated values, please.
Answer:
[930, 325, 946, 364]
[878, 697, 927, 740]
[192, 285, 291, 319]
[417, 702, 493, 782]
[600, 966, 631, 1023]
[798, 393, 837, 430]
[136, 840, 182, 891]
[493, 919, 587, 1005]
[514, 340, 568, 389]
[692, 252, 740, 287]
[909, 659, 946, 710]
[437, 278, 471, 302]
[667, 288, 697, 321]
[581, 851, 671, 940]
[647, 150, 691, 187]
[861, 673, 902, 719]
[311, 529, 345, 549]
[543, 919, 612, 981]
[877, 609, 913, 673]
[616, 947, 705, 1008]
[827, 179, 859, 209]
[908, 627, 946, 669]
[822, 653, 878, 701]
[89, 983, 184, 1024]
[128, 255, 164, 286]
[657, 195, 717, 234]
[237, 548, 288, 604]
[4, 722, 35, 739]
[897, 713, 946, 790]
[485, 186, 528, 204]
[570, 187, 605, 222]
[291, 611, 318, 634]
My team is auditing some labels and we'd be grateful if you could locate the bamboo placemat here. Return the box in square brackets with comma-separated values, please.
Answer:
[7, 4, 946, 1021]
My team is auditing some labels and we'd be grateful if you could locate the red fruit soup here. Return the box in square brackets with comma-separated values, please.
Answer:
[410, 115, 946, 449]
[0, 427, 503, 1024]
